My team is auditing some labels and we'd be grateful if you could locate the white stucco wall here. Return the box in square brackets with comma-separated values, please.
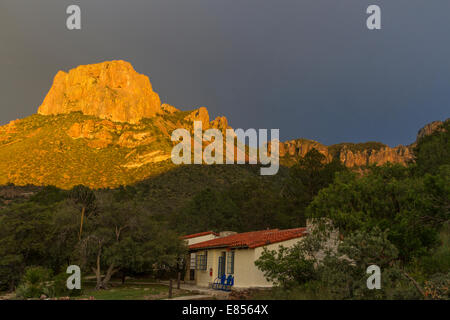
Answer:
[194, 249, 219, 286]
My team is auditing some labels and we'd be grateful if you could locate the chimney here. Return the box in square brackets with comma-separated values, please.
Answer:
[218, 231, 237, 238]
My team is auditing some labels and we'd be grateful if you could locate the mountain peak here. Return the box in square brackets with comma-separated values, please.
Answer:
[37, 60, 162, 123]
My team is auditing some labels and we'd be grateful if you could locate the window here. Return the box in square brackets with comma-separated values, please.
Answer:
[196, 252, 207, 270]
[190, 253, 196, 270]
[226, 251, 235, 274]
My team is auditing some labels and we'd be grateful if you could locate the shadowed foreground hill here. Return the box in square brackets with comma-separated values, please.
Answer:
[132, 164, 288, 216]
[0, 164, 287, 216]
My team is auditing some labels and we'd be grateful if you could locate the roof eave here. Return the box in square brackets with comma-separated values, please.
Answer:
[189, 245, 248, 251]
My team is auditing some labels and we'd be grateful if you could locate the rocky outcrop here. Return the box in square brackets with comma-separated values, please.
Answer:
[277, 139, 414, 167]
[337, 145, 413, 167]
[121, 150, 172, 168]
[279, 139, 331, 161]
[160, 103, 179, 114]
[210, 116, 230, 131]
[67, 120, 115, 149]
[38, 60, 162, 123]
[277, 120, 448, 168]
[416, 120, 447, 141]
[117, 131, 156, 148]
[413, 118, 449, 147]
[183, 107, 231, 132]
[184, 107, 210, 129]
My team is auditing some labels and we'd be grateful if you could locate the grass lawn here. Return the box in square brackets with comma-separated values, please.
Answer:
[78, 282, 193, 300]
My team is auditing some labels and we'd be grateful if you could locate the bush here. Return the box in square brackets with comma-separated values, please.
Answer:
[255, 226, 425, 300]
[415, 223, 450, 276]
[16, 266, 53, 299]
[424, 272, 450, 300]
[15, 266, 82, 299]
[307, 164, 443, 261]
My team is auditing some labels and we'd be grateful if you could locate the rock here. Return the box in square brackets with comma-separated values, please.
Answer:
[38, 60, 162, 123]
[276, 138, 414, 167]
[184, 107, 210, 129]
[160, 103, 179, 114]
[416, 119, 448, 141]
[117, 131, 156, 148]
[67, 120, 96, 139]
[210, 116, 229, 131]
[40, 294, 47, 300]
[337, 145, 414, 167]
[99, 119, 116, 130]
[183, 109, 231, 133]
[67, 120, 114, 149]
[121, 150, 172, 168]
[278, 139, 331, 161]
[87, 130, 113, 149]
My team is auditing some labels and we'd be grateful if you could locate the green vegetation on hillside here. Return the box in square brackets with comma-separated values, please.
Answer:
[0, 112, 182, 189]
[413, 119, 450, 175]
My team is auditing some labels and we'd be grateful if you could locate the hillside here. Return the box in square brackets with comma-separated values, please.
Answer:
[0, 61, 230, 189]
[0, 107, 233, 189]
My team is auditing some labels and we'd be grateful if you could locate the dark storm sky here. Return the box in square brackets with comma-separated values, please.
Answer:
[1, 0, 449, 146]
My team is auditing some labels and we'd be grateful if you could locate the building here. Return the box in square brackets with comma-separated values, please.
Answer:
[182, 228, 308, 289]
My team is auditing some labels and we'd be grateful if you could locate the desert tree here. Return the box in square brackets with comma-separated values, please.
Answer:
[69, 185, 96, 241]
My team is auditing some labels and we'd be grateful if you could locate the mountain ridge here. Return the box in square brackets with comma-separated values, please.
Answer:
[0, 60, 447, 189]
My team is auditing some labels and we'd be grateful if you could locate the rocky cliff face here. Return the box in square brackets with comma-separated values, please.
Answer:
[277, 139, 414, 167]
[37, 60, 230, 129]
[182, 107, 230, 132]
[38, 60, 162, 124]
[276, 119, 449, 168]
[416, 120, 447, 141]
[335, 144, 413, 167]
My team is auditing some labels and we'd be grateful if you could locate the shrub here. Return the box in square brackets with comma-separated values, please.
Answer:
[16, 266, 53, 299]
[424, 272, 450, 300]
[15, 267, 82, 299]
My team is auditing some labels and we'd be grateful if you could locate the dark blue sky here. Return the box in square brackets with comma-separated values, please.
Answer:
[1, 0, 449, 146]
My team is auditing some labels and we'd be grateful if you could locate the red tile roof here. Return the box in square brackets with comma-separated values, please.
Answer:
[189, 227, 307, 250]
[182, 231, 219, 240]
